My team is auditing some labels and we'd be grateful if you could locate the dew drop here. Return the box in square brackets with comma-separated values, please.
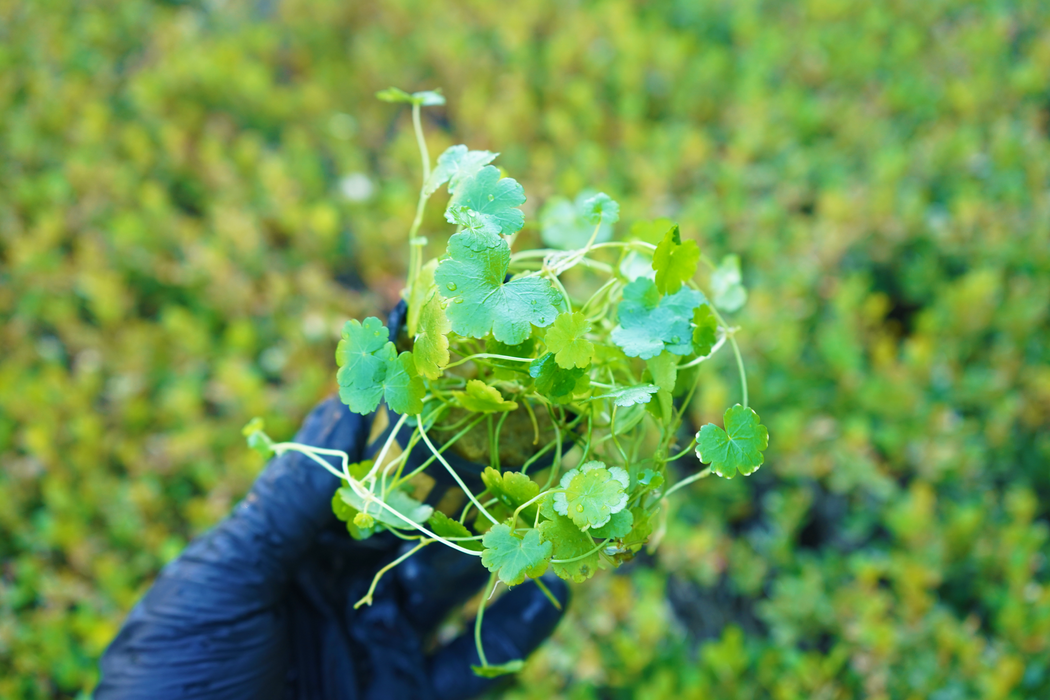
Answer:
[601, 505, 608, 511]
[671, 336, 680, 344]
[488, 194, 495, 202]
[454, 298, 464, 304]
[446, 282, 457, 291]
[575, 504, 584, 513]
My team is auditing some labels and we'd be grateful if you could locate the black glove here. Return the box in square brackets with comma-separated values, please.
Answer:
[96, 397, 568, 699]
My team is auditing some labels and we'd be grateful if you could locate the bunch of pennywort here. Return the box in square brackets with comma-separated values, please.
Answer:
[244, 88, 769, 676]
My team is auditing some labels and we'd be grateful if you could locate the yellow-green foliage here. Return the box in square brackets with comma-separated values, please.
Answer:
[2, 0, 1049, 698]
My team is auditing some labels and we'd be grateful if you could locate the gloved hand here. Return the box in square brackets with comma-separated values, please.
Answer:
[96, 397, 568, 700]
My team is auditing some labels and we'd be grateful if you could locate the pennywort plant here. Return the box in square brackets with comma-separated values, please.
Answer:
[244, 87, 769, 677]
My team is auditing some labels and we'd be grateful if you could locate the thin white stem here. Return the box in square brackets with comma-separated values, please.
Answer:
[416, 415, 500, 525]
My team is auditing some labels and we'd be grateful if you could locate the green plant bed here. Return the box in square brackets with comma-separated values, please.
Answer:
[243, 87, 770, 677]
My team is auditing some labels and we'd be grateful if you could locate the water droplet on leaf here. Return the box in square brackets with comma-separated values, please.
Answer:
[446, 282, 457, 291]
[576, 504, 584, 513]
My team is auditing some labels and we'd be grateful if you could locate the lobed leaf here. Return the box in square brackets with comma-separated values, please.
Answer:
[481, 524, 552, 586]
[413, 293, 451, 379]
[529, 352, 588, 403]
[544, 311, 595, 369]
[692, 304, 718, 356]
[481, 467, 540, 524]
[695, 404, 769, 478]
[711, 254, 748, 312]
[444, 165, 525, 236]
[540, 190, 616, 249]
[336, 485, 433, 529]
[611, 278, 703, 359]
[553, 461, 630, 530]
[379, 351, 426, 416]
[539, 514, 602, 583]
[425, 145, 497, 197]
[652, 224, 700, 295]
[453, 380, 518, 413]
[580, 192, 620, 224]
[590, 508, 634, 539]
[428, 511, 482, 551]
[435, 233, 559, 345]
[594, 384, 659, 407]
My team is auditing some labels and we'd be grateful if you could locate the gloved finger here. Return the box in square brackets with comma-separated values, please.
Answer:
[395, 541, 489, 636]
[171, 397, 371, 604]
[426, 574, 569, 700]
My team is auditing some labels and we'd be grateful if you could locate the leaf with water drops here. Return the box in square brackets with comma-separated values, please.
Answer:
[593, 384, 660, 407]
[444, 165, 526, 236]
[435, 233, 559, 344]
[553, 460, 630, 530]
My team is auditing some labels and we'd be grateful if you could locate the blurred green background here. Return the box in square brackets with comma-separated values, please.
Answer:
[2, 0, 1049, 697]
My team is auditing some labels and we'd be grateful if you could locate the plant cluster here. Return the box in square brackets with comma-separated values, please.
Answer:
[245, 88, 767, 675]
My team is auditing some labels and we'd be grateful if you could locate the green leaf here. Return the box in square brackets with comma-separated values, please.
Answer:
[594, 384, 659, 407]
[645, 352, 678, 421]
[711, 254, 748, 312]
[445, 206, 503, 249]
[553, 460, 630, 530]
[580, 192, 620, 224]
[335, 318, 395, 413]
[544, 311, 594, 369]
[629, 217, 677, 245]
[695, 404, 769, 478]
[612, 278, 703, 359]
[539, 514, 602, 583]
[376, 87, 445, 106]
[414, 293, 450, 379]
[481, 524, 552, 586]
[412, 90, 446, 106]
[488, 337, 537, 380]
[638, 468, 664, 490]
[481, 467, 540, 523]
[622, 506, 653, 553]
[241, 417, 274, 457]
[444, 165, 525, 236]
[471, 660, 525, 678]
[428, 511, 482, 551]
[540, 190, 615, 249]
[692, 304, 718, 356]
[529, 353, 587, 402]
[652, 224, 700, 295]
[435, 234, 559, 344]
[381, 351, 426, 416]
[337, 484, 433, 529]
[407, 259, 438, 337]
[424, 145, 497, 197]
[453, 380, 518, 413]
[375, 87, 413, 103]
[590, 508, 634, 539]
